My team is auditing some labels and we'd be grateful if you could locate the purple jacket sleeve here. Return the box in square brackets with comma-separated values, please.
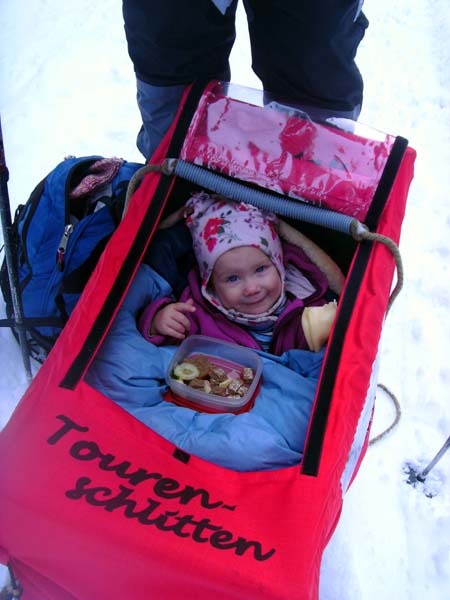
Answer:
[137, 296, 173, 343]
[138, 288, 202, 346]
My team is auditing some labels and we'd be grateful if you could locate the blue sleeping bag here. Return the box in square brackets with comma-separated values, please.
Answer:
[86, 265, 324, 471]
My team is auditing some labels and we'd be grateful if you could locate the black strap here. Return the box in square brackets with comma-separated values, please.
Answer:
[0, 316, 63, 328]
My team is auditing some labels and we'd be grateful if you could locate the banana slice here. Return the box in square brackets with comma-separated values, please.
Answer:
[173, 362, 200, 381]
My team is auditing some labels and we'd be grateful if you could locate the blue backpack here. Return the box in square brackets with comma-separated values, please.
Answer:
[0, 155, 143, 362]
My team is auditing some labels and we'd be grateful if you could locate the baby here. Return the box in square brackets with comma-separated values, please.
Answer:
[139, 192, 337, 354]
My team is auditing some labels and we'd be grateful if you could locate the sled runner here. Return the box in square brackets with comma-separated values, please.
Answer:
[0, 80, 416, 599]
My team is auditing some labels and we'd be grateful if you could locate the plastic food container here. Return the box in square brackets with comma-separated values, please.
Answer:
[166, 335, 262, 413]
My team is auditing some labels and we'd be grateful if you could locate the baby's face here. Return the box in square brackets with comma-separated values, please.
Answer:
[211, 246, 282, 315]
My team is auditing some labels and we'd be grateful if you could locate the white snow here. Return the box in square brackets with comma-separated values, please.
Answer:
[0, 1, 449, 598]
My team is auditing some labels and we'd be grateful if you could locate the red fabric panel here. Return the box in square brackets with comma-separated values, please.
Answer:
[0, 382, 339, 600]
[316, 147, 416, 486]
[180, 81, 395, 221]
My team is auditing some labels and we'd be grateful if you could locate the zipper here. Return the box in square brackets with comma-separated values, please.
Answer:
[58, 157, 98, 271]
[56, 223, 74, 271]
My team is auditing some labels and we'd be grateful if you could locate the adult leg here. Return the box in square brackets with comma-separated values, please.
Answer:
[122, 0, 238, 159]
[134, 81, 186, 160]
[244, 0, 368, 119]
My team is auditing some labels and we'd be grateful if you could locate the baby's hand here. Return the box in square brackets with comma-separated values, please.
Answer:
[151, 299, 196, 339]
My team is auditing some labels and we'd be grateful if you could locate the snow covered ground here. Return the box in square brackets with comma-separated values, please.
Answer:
[0, 1, 449, 598]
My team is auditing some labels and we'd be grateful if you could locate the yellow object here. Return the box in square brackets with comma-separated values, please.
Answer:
[301, 301, 338, 352]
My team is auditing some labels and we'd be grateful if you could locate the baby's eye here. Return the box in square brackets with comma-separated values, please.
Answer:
[227, 274, 239, 283]
[255, 265, 266, 273]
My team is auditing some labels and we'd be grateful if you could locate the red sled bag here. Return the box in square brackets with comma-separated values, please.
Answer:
[0, 81, 416, 599]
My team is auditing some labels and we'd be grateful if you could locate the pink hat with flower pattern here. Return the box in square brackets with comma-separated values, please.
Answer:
[184, 192, 285, 318]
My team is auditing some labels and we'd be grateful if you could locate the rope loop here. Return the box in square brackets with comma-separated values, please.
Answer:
[369, 383, 402, 445]
[122, 163, 164, 218]
[351, 224, 404, 314]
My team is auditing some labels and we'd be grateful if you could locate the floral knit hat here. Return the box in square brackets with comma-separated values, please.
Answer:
[184, 192, 286, 323]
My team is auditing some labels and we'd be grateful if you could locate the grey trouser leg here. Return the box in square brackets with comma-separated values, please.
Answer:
[135, 79, 186, 160]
